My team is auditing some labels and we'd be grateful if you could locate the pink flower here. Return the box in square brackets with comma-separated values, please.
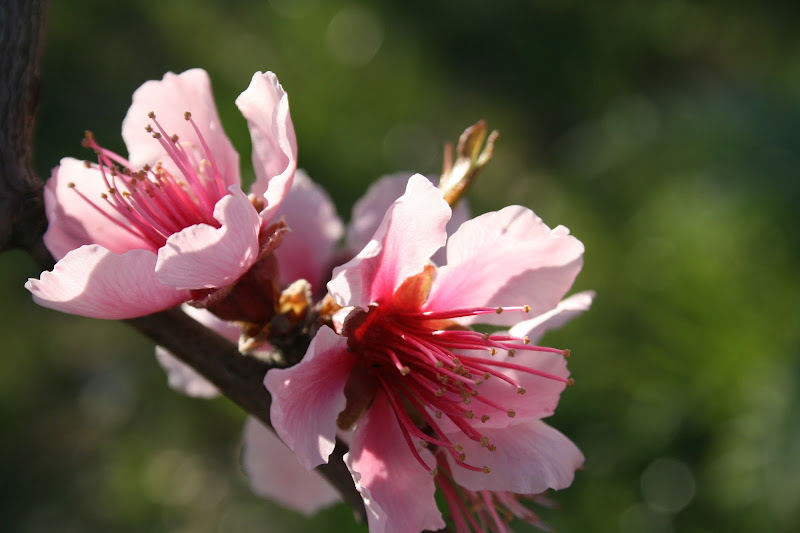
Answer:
[25, 68, 296, 319]
[265, 175, 590, 533]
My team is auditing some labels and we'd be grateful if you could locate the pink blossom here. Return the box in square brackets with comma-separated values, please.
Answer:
[26, 69, 296, 319]
[265, 175, 590, 533]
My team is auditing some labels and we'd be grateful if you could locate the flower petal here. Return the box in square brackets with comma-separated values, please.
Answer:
[155, 346, 219, 398]
[510, 290, 595, 344]
[469, 349, 570, 429]
[43, 158, 154, 260]
[329, 175, 450, 307]
[242, 417, 340, 515]
[235, 71, 297, 222]
[346, 393, 445, 533]
[121, 68, 240, 189]
[425, 206, 585, 326]
[155, 186, 261, 290]
[264, 326, 355, 471]
[346, 172, 470, 267]
[273, 170, 343, 290]
[447, 419, 583, 493]
[25, 245, 189, 319]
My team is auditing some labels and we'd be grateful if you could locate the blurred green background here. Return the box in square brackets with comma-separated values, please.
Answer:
[2, 0, 799, 531]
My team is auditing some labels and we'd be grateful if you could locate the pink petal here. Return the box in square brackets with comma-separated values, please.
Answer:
[328, 175, 450, 307]
[155, 186, 261, 290]
[273, 170, 343, 289]
[446, 420, 584, 493]
[235, 71, 297, 222]
[154, 347, 220, 398]
[121, 69, 240, 189]
[425, 206, 585, 326]
[242, 417, 340, 515]
[346, 172, 470, 267]
[43, 158, 154, 260]
[509, 290, 595, 344]
[345, 393, 445, 533]
[471, 349, 570, 429]
[25, 245, 189, 319]
[264, 326, 355, 471]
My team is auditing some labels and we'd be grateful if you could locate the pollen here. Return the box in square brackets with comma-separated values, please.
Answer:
[480, 436, 490, 447]
[481, 415, 490, 423]
[523, 304, 531, 312]
[482, 466, 491, 474]
[507, 408, 516, 418]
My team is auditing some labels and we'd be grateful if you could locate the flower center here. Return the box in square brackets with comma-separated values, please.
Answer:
[70, 111, 227, 251]
[342, 292, 572, 476]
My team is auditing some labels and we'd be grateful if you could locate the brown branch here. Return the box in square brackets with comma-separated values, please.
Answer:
[0, 0, 50, 267]
[0, 0, 367, 524]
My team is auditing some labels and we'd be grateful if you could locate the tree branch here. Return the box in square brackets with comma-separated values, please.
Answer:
[0, 0, 366, 524]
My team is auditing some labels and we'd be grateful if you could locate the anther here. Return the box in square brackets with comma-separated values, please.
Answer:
[475, 378, 484, 386]
[567, 378, 575, 387]
[563, 349, 571, 358]
[495, 307, 503, 314]
[508, 349, 516, 357]
[100, 193, 107, 199]
[152, 132, 162, 139]
[171, 134, 179, 143]
[419, 439, 429, 448]
[145, 125, 153, 133]
[483, 372, 491, 380]
[464, 411, 474, 419]
[523, 336, 531, 345]
[147, 111, 155, 119]
[481, 415, 490, 423]
[400, 366, 410, 376]
[435, 410, 442, 418]
[517, 386, 526, 395]
[482, 466, 491, 474]
[480, 436, 489, 447]
[184, 111, 192, 120]
[523, 304, 531, 313]
[481, 332, 490, 340]
[487, 444, 496, 452]
[430, 468, 438, 477]
[435, 360, 444, 368]
[67, 182, 76, 188]
[507, 409, 516, 418]
[490, 348, 497, 356]
[459, 453, 466, 462]
[83, 161, 91, 168]
[454, 444, 463, 452]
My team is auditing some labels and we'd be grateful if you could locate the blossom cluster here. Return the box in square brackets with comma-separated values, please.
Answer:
[26, 69, 593, 533]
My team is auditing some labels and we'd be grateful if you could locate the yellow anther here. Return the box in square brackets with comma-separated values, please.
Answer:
[67, 182, 76, 188]
[480, 436, 489, 447]
[454, 444, 463, 452]
[567, 378, 575, 387]
[400, 366, 410, 376]
[523, 336, 531, 345]
[563, 349, 571, 358]
[464, 411, 474, 419]
[488, 444, 496, 452]
[490, 348, 497, 356]
[523, 304, 531, 313]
